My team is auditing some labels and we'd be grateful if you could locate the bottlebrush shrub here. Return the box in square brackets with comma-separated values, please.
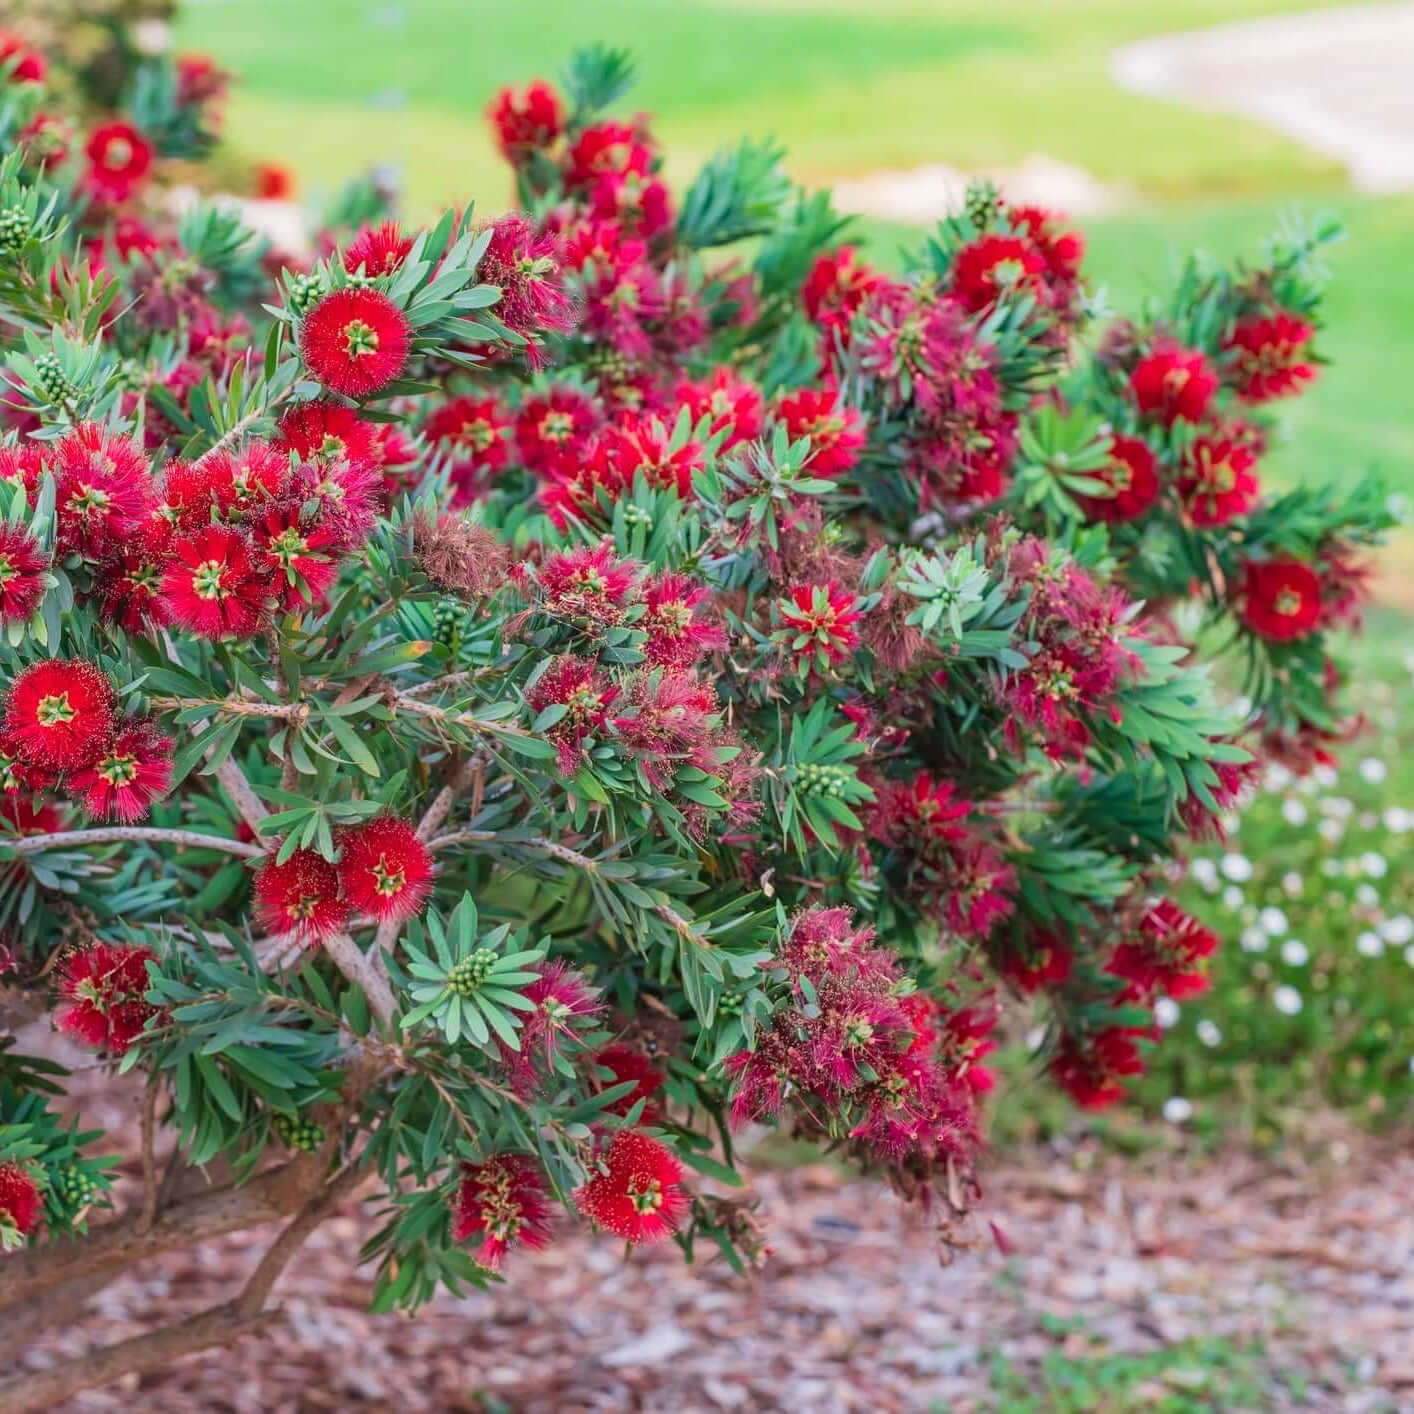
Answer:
[0, 34, 1397, 1405]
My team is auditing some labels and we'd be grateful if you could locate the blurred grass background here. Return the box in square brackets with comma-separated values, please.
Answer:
[178, 0, 1414, 1139]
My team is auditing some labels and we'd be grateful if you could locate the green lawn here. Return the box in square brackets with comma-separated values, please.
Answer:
[183, 0, 1345, 213]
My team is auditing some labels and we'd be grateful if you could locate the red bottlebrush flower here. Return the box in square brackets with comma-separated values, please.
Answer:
[343, 221, 415, 278]
[252, 501, 342, 611]
[0, 1160, 41, 1249]
[561, 223, 665, 361]
[774, 386, 867, 478]
[1314, 540, 1372, 631]
[1050, 1026, 1146, 1110]
[487, 79, 565, 161]
[596, 417, 704, 500]
[949, 234, 1048, 314]
[0, 523, 48, 624]
[511, 961, 602, 1085]
[452, 1154, 554, 1270]
[254, 848, 348, 941]
[3, 659, 115, 771]
[175, 53, 228, 108]
[287, 457, 382, 552]
[336, 815, 433, 923]
[779, 581, 862, 672]
[161, 524, 271, 639]
[587, 170, 674, 241]
[275, 402, 378, 471]
[1129, 344, 1219, 426]
[513, 387, 601, 477]
[564, 119, 653, 189]
[801, 246, 882, 344]
[477, 213, 577, 361]
[777, 906, 896, 986]
[591, 1043, 667, 1124]
[640, 571, 724, 669]
[1010, 204, 1085, 285]
[206, 440, 290, 515]
[870, 772, 971, 847]
[1223, 311, 1316, 402]
[1238, 558, 1323, 642]
[54, 942, 159, 1055]
[1108, 899, 1219, 1003]
[94, 516, 172, 633]
[426, 395, 512, 482]
[1179, 435, 1259, 526]
[1178, 751, 1259, 842]
[0, 728, 55, 793]
[52, 422, 153, 560]
[253, 162, 295, 200]
[300, 287, 411, 398]
[83, 122, 154, 202]
[536, 541, 641, 628]
[1074, 435, 1160, 524]
[999, 928, 1073, 994]
[612, 669, 720, 794]
[526, 656, 618, 775]
[574, 1130, 688, 1245]
[18, 113, 72, 171]
[1, 32, 45, 84]
[674, 369, 764, 450]
[68, 718, 173, 823]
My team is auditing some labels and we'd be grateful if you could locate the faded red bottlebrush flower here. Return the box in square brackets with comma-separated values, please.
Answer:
[83, 122, 154, 202]
[343, 221, 415, 278]
[779, 581, 862, 672]
[1178, 752, 1260, 842]
[486, 79, 565, 161]
[300, 288, 411, 398]
[336, 815, 433, 923]
[477, 213, 577, 359]
[574, 1129, 688, 1245]
[254, 848, 348, 942]
[412, 512, 510, 597]
[1073, 435, 1160, 524]
[53, 422, 153, 560]
[0, 31, 46, 84]
[1238, 558, 1323, 642]
[1050, 1026, 1147, 1110]
[275, 402, 377, 471]
[1129, 344, 1219, 426]
[674, 368, 764, 449]
[161, 524, 271, 639]
[1108, 899, 1219, 1002]
[0, 1161, 42, 1249]
[55, 942, 160, 1055]
[0, 523, 48, 624]
[1179, 435, 1259, 526]
[590, 1043, 667, 1124]
[3, 658, 115, 771]
[998, 928, 1073, 994]
[537, 541, 641, 628]
[513, 387, 601, 477]
[175, 53, 229, 108]
[1223, 311, 1316, 402]
[452, 1154, 554, 1269]
[68, 718, 174, 823]
[949, 234, 1047, 314]
[640, 571, 724, 669]
[774, 386, 867, 478]
[587, 169, 674, 241]
[801, 246, 882, 345]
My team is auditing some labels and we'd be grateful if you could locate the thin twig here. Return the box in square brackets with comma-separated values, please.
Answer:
[3, 827, 265, 859]
[151, 696, 310, 721]
[138, 1073, 161, 1233]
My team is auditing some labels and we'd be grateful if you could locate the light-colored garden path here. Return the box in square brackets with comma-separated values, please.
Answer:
[1113, 3, 1414, 194]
